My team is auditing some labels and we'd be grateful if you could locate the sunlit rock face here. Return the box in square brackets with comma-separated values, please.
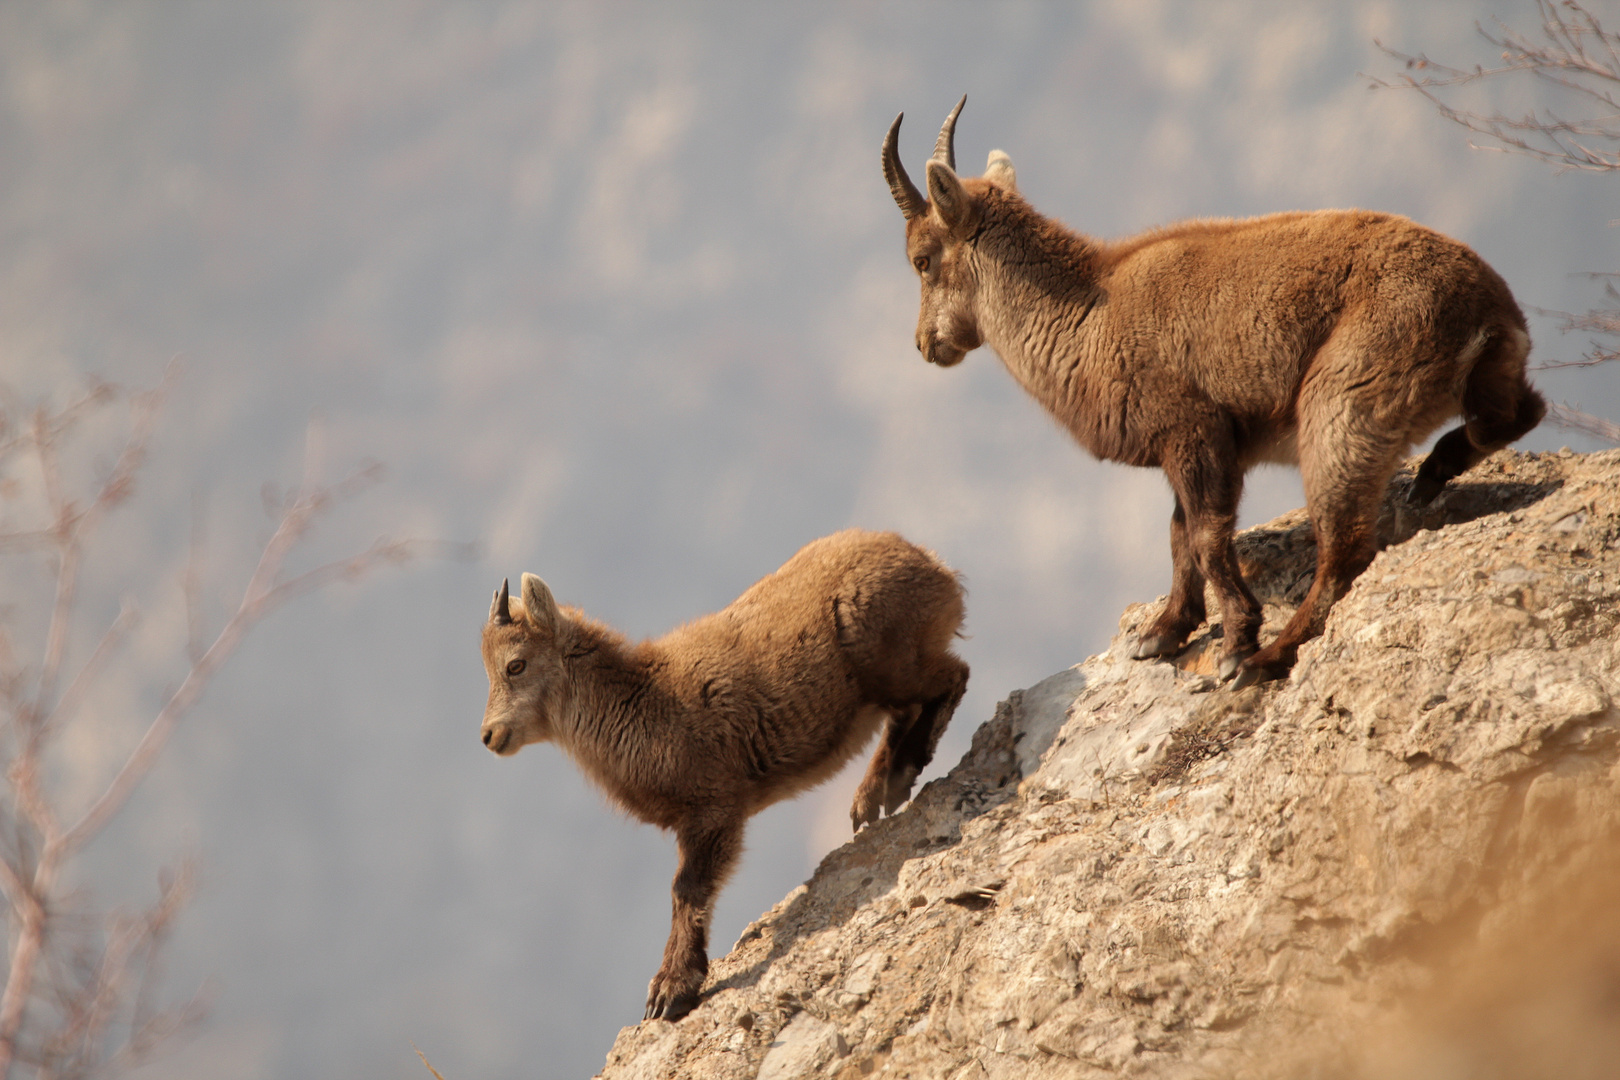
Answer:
[598, 448, 1620, 1079]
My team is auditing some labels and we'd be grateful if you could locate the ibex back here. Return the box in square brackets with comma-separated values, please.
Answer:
[479, 529, 968, 1021]
[883, 97, 1544, 688]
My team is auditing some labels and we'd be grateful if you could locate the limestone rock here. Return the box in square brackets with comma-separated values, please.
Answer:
[596, 449, 1620, 1079]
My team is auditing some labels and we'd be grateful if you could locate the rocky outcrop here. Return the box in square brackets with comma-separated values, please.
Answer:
[596, 449, 1620, 1079]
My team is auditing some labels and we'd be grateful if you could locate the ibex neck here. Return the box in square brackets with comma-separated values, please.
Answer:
[551, 618, 680, 825]
[973, 200, 1104, 400]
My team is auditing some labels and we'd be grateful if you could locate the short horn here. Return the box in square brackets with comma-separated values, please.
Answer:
[932, 94, 966, 171]
[882, 113, 927, 220]
[490, 578, 512, 625]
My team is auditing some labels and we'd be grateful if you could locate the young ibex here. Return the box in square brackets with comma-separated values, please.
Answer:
[883, 97, 1545, 688]
[479, 529, 968, 1021]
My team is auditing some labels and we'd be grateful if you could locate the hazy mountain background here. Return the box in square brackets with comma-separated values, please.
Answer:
[0, 2, 1613, 1077]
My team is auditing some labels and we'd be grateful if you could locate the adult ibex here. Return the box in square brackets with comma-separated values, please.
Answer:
[883, 97, 1544, 688]
[479, 529, 968, 1021]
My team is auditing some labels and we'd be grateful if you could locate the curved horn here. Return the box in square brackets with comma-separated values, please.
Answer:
[882, 113, 927, 220]
[490, 578, 512, 625]
[932, 94, 966, 171]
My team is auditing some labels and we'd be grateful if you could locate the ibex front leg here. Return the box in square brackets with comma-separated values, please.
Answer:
[1133, 494, 1207, 659]
[645, 816, 742, 1022]
[1164, 433, 1259, 680]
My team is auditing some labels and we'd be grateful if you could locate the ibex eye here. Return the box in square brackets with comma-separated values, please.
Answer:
[914, 255, 930, 273]
[506, 659, 526, 677]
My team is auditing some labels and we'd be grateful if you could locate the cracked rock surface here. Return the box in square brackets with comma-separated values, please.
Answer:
[596, 449, 1620, 1079]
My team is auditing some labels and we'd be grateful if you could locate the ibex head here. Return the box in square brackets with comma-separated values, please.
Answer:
[882, 95, 1018, 368]
[480, 573, 569, 755]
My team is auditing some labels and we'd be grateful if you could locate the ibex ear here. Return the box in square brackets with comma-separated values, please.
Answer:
[983, 150, 1017, 193]
[519, 573, 562, 637]
[925, 159, 974, 232]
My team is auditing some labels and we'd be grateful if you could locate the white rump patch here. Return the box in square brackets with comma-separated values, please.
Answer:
[1457, 326, 1493, 368]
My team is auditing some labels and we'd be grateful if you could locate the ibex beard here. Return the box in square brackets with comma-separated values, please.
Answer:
[480, 529, 968, 1021]
[884, 96, 1544, 689]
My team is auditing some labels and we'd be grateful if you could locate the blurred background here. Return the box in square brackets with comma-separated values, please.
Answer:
[0, 2, 1614, 1077]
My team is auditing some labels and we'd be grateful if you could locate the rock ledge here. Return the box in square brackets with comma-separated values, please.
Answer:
[598, 449, 1620, 1079]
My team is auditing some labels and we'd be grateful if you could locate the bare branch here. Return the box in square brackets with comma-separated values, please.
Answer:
[36, 863, 196, 1078]
[413, 1044, 451, 1080]
[0, 875, 48, 1077]
[0, 366, 461, 1078]
[32, 409, 79, 740]
[1530, 277, 1620, 368]
[1547, 400, 1620, 443]
[30, 370, 171, 733]
[121, 865, 204, 1061]
[1372, 1, 1620, 173]
[1534, 352, 1620, 369]
[183, 493, 206, 667]
[0, 854, 33, 919]
[0, 379, 115, 469]
[252, 537, 464, 612]
[39, 602, 139, 743]
[54, 455, 412, 861]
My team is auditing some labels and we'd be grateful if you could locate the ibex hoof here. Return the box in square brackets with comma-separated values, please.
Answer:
[1131, 630, 1185, 660]
[883, 765, 920, 816]
[645, 968, 703, 1023]
[1227, 663, 1262, 691]
[1227, 657, 1287, 691]
[850, 784, 883, 833]
[1409, 474, 1444, 507]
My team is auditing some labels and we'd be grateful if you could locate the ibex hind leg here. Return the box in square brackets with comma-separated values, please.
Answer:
[849, 652, 969, 829]
[883, 653, 969, 814]
[851, 706, 915, 831]
[1412, 327, 1545, 505]
[1234, 422, 1401, 689]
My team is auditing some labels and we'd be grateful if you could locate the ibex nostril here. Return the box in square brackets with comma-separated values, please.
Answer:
[481, 727, 494, 747]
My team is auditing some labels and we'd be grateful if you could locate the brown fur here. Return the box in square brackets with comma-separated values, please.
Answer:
[479, 529, 968, 1021]
[883, 99, 1544, 687]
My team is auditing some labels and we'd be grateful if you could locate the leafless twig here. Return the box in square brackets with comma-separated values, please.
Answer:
[1546, 400, 1620, 443]
[0, 367, 466, 1078]
[1532, 275, 1620, 369]
[413, 1044, 450, 1080]
[1372, 0, 1620, 173]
